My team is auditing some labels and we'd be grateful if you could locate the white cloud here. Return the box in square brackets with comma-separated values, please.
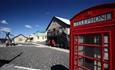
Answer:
[25, 25, 32, 29]
[1, 20, 8, 24]
[0, 27, 11, 32]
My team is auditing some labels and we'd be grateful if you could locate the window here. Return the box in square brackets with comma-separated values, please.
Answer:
[42, 36, 44, 39]
[37, 36, 39, 39]
[104, 34, 109, 60]
[78, 46, 101, 59]
[75, 33, 110, 70]
[78, 57, 101, 70]
[78, 36, 83, 43]
[78, 34, 101, 45]
[104, 48, 109, 60]
[104, 63, 109, 70]
[59, 27, 63, 34]
[19, 38, 22, 41]
[94, 61, 101, 70]
[104, 34, 109, 46]
[45, 36, 47, 39]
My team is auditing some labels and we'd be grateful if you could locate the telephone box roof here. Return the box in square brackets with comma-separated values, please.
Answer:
[71, 2, 115, 20]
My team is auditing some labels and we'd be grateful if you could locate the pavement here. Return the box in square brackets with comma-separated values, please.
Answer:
[0, 44, 69, 70]
[35, 44, 69, 53]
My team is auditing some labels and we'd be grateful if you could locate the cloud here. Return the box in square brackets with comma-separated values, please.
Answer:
[1, 20, 8, 24]
[25, 25, 32, 29]
[0, 27, 11, 32]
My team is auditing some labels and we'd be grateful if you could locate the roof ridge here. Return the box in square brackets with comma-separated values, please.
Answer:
[54, 16, 70, 25]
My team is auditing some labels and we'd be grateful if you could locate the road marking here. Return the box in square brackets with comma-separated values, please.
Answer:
[14, 66, 42, 70]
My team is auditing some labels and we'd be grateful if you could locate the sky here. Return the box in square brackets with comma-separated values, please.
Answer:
[0, 0, 115, 37]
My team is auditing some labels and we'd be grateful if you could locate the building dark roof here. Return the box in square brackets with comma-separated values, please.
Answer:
[0, 38, 7, 43]
[13, 34, 28, 40]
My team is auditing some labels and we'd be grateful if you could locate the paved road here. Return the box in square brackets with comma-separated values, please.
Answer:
[0, 44, 69, 70]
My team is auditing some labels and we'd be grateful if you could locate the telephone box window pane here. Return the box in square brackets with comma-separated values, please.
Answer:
[104, 48, 108, 52]
[84, 58, 95, 70]
[78, 46, 101, 59]
[94, 35, 101, 44]
[78, 46, 83, 51]
[78, 34, 101, 45]
[78, 57, 102, 70]
[98, 67, 101, 70]
[94, 66, 101, 70]
[84, 59, 101, 70]
[78, 36, 84, 43]
[104, 35, 109, 46]
[79, 51, 84, 55]
[78, 52, 104, 70]
[94, 48, 101, 59]
[104, 63, 109, 70]
[78, 46, 83, 55]
[94, 61, 101, 70]
[104, 48, 109, 60]
[78, 58, 84, 66]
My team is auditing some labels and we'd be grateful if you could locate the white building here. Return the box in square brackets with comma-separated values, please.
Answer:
[13, 34, 28, 44]
[30, 32, 47, 43]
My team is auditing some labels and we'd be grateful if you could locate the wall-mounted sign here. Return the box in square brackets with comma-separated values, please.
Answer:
[74, 13, 112, 26]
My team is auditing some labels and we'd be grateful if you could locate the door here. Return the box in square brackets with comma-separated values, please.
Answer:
[73, 32, 110, 70]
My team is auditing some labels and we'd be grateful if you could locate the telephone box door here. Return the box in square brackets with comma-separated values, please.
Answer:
[73, 32, 111, 70]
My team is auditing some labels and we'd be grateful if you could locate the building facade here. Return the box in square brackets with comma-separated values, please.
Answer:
[30, 32, 47, 43]
[70, 3, 115, 70]
[13, 34, 28, 44]
[46, 16, 70, 49]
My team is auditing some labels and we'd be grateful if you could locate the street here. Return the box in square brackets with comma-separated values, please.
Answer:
[0, 44, 69, 70]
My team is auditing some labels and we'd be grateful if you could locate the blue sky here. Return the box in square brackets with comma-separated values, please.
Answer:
[0, 0, 115, 37]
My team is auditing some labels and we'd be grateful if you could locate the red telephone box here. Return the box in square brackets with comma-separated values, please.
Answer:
[70, 3, 115, 70]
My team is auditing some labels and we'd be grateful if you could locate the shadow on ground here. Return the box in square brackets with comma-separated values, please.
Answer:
[51, 64, 69, 70]
[0, 60, 9, 67]
[0, 52, 22, 67]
